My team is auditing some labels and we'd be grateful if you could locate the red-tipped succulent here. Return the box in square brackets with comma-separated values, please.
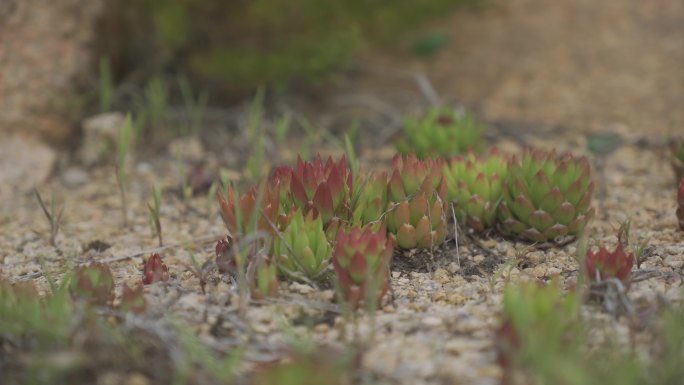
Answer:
[215, 235, 235, 274]
[143, 253, 170, 285]
[387, 152, 445, 202]
[585, 243, 634, 285]
[290, 154, 352, 225]
[386, 153, 448, 249]
[333, 225, 395, 308]
[218, 182, 291, 236]
[70, 261, 115, 306]
[677, 177, 684, 231]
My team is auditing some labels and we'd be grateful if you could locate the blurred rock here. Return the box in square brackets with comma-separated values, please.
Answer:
[79, 112, 125, 166]
[0, 136, 56, 196]
[0, 0, 105, 144]
[168, 136, 205, 162]
[61, 167, 90, 187]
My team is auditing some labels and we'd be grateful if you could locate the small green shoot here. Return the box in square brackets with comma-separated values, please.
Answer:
[34, 190, 64, 247]
[246, 135, 266, 182]
[99, 56, 114, 113]
[176, 154, 192, 201]
[145, 75, 169, 129]
[177, 75, 208, 135]
[147, 185, 163, 247]
[274, 112, 292, 145]
[116, 114, 134, 228]
[206, 180, 218, 217]
[344, 132, 360, 177]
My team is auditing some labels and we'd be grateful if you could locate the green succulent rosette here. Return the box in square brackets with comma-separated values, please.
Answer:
[443, 148, 508, 232]
[351, 171, 388, 226]
[396, 107, 486, 159]
[273, 210, 332, 280]
[498, 148, 595, 242]
[385, 153, 448, 249]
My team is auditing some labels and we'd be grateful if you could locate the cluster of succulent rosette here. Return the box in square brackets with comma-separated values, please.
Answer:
[214, 140, 600, 308]
[396, 107, 486, 159]
[443, 148, 508, 232]
[499, 149, 595, 243]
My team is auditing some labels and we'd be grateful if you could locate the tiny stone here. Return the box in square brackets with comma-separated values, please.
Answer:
[432, 292, 446, 302]
[447, 293, 466, 305]
[125, 373, 150, 385]
[447, 262, 461, 274]
[290, 282, 314, 294]
[421, 316, 443, 327]
[61, 167, 89, 187]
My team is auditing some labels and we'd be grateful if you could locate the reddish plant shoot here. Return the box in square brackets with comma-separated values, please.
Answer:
[585, 243, 634, 284]
[333, 225, 395, 308]
[143, 253, 170, 285]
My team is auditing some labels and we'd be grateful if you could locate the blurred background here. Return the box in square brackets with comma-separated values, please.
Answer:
[0, 0, 682, 190]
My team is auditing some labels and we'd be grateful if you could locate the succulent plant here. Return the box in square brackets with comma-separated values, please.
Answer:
[585, 243, 634, 285]
[333, 225, 395, 308]
[289, 154, 352, 225]
[218, 182, 292, 236]
[273, 210, 332, 280]
[677, 177, 684, 231]
[496, 281, 581, 374]
[443, 148, 508, 232]
[498, 148, 595, 243]
[396, 107, 486, 159]
[215, 235, 235, 274]
[386, 153, 448, 249]
[119, 283, 147, 314]
[143, 253, 170, 285]
[388, 153, 445, 201]
[70, 262, 115, 306]
[351, 171, 388, 226]
[670, 139, 684, 183]
[248, 259, 279, 299]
